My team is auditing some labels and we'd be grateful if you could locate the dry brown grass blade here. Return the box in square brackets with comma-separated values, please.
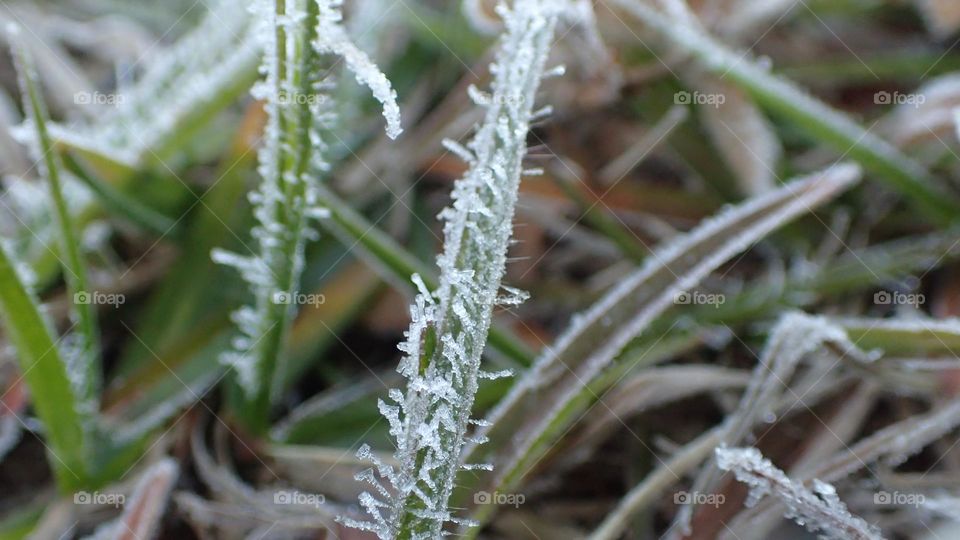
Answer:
[86, 458, 178, 540]
[559, 365, 750, 469]
[722, 397, 960, 539]
[671, 312, 869, 535]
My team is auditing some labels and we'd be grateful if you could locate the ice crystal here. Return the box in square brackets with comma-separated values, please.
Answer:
[344, 1, 561, 538]
[716, 447, 883, 540]
[673, 312, 865, 535]
[49, 0, 259, 166]
[213, 0, 401, 406]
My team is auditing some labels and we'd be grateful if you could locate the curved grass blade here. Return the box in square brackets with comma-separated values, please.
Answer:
[716, 447, 882, 540]
[86, 458, 179, 540]
[460, 163, 861, 532]
[608, 0, 960, 225]
[723, 396, 960, 539]
[671, 312, 867, 534]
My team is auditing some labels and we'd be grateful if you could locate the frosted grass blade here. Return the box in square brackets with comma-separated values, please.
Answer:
[462, 163, 861, 531]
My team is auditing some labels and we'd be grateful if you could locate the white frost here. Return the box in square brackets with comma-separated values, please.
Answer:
[346, 1, 561, 538]
[716, 447, 883, 540]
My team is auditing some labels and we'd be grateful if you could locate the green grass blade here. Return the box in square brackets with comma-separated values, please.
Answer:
[0, 242, 88, 490]
[60, 152, 177, 235]
[10, 27, 101, 410]
[609, 0, 960, 224]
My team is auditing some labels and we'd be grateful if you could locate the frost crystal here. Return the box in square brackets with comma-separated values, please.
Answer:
[345, 1, 561, 538]
[314, 1, 402, 140]
[213, 0, 402, 406]
[716, 447, 883, 540]
[49, 0, 259, 166]
[674, 312, 865, 534]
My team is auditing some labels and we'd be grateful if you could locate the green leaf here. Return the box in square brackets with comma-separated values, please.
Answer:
[0, 242, 88, 490]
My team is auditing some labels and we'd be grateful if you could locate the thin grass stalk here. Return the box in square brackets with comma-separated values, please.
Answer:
[9, 27, 101, 408]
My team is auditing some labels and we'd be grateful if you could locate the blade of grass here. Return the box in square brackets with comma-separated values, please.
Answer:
[49, 0, 260, 168]
[60, 152, 177, 235]
[213, 0, 405, 434]
[609, 0, 960, 224]
[313, 183, 536, 367]
[212, 0, 326, 434]
[0, 242, 88, 490]
[9, 25, 101, 423]
[836, 317, 960, 357]
[346, 2, 561, 535]
[459, 163, 861, 533]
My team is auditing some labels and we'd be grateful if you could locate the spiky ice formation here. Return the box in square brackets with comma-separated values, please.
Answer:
[212, 0, 401, 426]
[343, 1, 561, 538]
